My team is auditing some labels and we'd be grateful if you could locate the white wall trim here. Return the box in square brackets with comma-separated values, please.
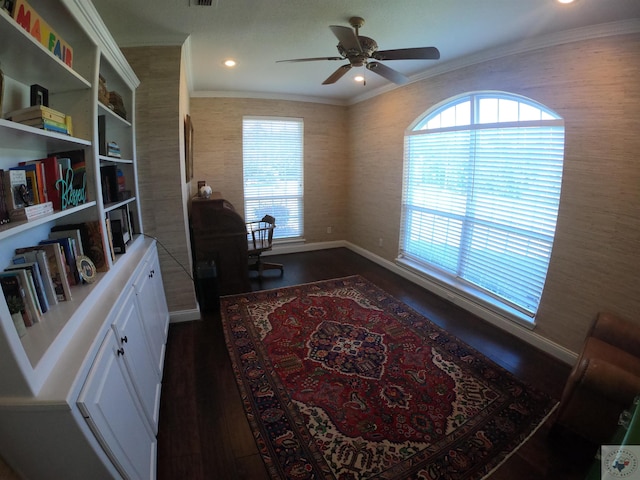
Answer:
[190, 90, 347, 106]
[169, 309, 201, 324]
[252, 240, 578, 365]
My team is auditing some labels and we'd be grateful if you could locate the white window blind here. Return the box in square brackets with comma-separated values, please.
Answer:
[400, 93, 565, 319]
[243, 117, 303, 239]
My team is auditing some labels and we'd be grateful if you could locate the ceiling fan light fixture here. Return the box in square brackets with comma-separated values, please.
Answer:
[354, 74, 365, 82]
[223, 59, 237, 67]
[277, 16, 439, 86]
[556, 0, 576, 4]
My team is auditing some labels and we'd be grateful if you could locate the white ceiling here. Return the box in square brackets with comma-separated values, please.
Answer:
[90, 0, 640, 104]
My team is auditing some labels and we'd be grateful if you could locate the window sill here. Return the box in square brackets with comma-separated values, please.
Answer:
[396, 256, 536, 330]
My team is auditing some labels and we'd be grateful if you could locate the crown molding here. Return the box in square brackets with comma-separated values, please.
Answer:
[349, 19, 640, 106]
[65, 0, 140, 88]
[191, 90, 348, 106]
[182, 35, 194, 94]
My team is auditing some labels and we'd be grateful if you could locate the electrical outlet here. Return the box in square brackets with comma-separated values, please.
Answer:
[327, 226, 332, 234]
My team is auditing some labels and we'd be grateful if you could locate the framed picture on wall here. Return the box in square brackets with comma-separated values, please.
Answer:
[184, 114, 194, 182]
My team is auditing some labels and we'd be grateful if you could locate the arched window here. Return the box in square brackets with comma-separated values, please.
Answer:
[399, 92, 564, 323]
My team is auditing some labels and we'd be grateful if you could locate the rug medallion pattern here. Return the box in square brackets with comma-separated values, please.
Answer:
[221, 276, 555, 479]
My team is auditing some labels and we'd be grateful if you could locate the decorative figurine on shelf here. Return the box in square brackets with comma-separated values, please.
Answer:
[199, 184, 213, 199]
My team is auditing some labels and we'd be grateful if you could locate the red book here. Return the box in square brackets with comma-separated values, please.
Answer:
[40, 156, 63, 211]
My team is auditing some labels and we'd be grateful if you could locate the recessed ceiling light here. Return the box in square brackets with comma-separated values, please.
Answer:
[224, 59, 237, 67]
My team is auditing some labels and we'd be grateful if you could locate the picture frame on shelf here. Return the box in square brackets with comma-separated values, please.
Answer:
[184, 114, 193, 182]
[30, 84, 49, 107]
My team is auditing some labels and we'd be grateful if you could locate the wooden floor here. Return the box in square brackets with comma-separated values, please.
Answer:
[157, 248, 592, 479]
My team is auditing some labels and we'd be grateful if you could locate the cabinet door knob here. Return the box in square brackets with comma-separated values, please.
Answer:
[121, 336, 128, 344]
[117, 348, 125, 356]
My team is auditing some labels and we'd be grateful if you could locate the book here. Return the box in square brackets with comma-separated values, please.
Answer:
[51, 221, 109, 272]
[5, 262, 48, 314]
[98, 115, 107, 156]
[49, 228, 84, 256]
[9, 165, 38, 204]
[9, 202, 53, 221]
[18, 159, 46, 203]
[20, 118, 69, 135]
[100, 165, 118, 204]
[12, 250, 58, 306]
[2, 269, 41, 323]
[0, 273, 34, 328]
[3, 169, 28, 210]
[16, 244, 71, 302]
[4, 104, 66, 124]
[35, 156, 63, 211]
[21, 117, 67, 130]
[105, 217, 116, 262]
[40, 237, 79, 286]
[0, 170, 10, 224]
[110, 219, 126, 254]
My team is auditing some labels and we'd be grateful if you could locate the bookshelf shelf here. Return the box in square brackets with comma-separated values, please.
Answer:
[0, 9, 92, 93]
[0, 119, 92, 151]
[0, 202, 96, 242]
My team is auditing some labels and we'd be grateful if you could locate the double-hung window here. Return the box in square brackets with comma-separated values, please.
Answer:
[243, 116, 304, 239]
[399, 92, 565, 323]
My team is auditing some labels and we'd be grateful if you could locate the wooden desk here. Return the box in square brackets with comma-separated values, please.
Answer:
[190, 193, 250, 295]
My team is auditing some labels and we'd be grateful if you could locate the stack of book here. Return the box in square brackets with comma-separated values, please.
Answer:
[5, 105, 72, 136]
[106, 141, 121, 158]
[0, 221, 110, 337]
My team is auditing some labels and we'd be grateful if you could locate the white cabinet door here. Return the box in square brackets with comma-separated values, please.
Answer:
[133, 250, 169, 374]
[77, 332, 156, 480]
[112, 288, 162, 433]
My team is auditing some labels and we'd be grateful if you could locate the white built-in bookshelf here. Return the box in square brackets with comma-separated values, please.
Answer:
[0, 1, 168, 479]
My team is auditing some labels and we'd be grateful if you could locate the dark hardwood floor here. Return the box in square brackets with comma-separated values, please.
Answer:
[157, 248, 592, 479]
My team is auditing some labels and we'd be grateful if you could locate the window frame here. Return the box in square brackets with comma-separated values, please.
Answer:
[398, 91, 565, 326]
[242, 116, 304, 241]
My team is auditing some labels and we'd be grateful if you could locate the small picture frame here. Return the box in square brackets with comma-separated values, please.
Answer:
[76, 255, 97, 283]
[30, 84, 49, 107]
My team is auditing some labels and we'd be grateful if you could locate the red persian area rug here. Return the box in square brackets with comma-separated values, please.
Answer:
[220, 276, 557, 480]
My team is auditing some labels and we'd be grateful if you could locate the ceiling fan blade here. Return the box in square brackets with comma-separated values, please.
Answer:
[329, 25, 362, 53]
[366, 62, 409, 85]
[374, 47, 441, 61]
[276, 56, 343, 63]
[322, 64, 352, 85]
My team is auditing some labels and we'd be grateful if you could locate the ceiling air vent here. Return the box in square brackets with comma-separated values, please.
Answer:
[194, 0, 213, 5]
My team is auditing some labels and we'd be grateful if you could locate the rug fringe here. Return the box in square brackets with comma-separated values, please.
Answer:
[481, 402, 559, 479]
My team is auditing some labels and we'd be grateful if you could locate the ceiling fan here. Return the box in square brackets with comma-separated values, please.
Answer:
[277, 16, 440, 86]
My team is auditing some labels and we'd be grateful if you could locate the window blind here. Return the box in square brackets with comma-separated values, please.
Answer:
[400, 93, 564, 318]
[243, 117, 304, 239]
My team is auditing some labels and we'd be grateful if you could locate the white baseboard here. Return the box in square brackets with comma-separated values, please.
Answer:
[170, 240, 578, 364]
[169, 308, 201, 323]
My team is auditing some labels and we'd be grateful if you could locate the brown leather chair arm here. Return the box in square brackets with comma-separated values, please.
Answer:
[590, 312, 640, 357]
[579, 357, 640, 405]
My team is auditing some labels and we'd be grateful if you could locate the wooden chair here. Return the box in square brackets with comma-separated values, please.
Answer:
[246, 215, 283, 276]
